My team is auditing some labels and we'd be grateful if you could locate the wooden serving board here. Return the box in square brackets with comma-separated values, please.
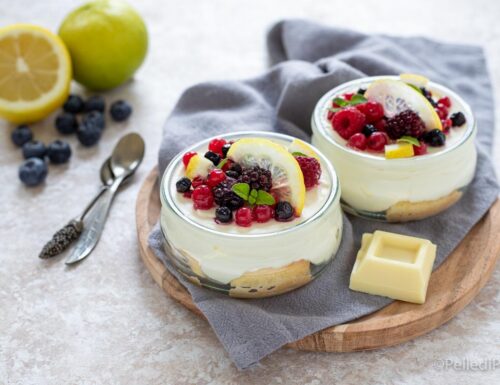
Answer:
[136, 167, 500, 352]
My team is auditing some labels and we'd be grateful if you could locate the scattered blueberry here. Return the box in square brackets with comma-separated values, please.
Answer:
[110, 100, 132, 122]
[422, 129, 446, 147]
[77, 123, 102, 147]
[11, 125, 33, 147]
[82, 111, 105, 131]
[19, 158, 48, 187]
[450, 112, 466, 127]
[221, 143, 231, 158]
[63, 94, 85, 113]
[84, 95, 105, 113]
[22, 140, 47, 159]
[47, 140, 72, 164]
[204, 151, 221, 166]
[275, 201, 294, 221]
[176, 177, 192, 193]
[362, 124, 376, 137]
[215, 206, 232, 223]
[55, 112, 78, 134]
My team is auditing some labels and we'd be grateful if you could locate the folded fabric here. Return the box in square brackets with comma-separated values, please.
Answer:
[149, 19, 499, 369]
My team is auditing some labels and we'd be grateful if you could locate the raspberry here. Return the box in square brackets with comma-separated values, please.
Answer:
[413, 142, 428, 156]
[295, 156, 321, 189]
[235, 207, 253, 227]
[438, 96, 451, 108]
[331, 107, 366, 139]
[347, 133, 367, 150]
[192, 185, 214, 210]
[343, 93, 354, 101]
[327, 109, 335, 121]
[191, 176, 206, 188]
[182, 151, 197, 167]
[238, 166, 272, 191]
[436, 104, 448, 119]
[385, 110, 425, 139]
[207, 169, 226, 188]
[355, 101, 384, 123]
[253, 205, 273, 223]
[374, 118, 386, 132]
[367, 132, 388, 152]
[208, 138, 227, 156]
[441, 118, 452, 132]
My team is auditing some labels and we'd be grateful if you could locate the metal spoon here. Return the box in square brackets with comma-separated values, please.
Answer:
[65, 133, 145, 265]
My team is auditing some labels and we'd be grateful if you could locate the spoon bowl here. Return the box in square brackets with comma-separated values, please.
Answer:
[110, 133, 145, 180]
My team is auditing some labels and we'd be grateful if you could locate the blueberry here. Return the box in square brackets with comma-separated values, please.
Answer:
[225, 170, 239, 179]
[11, 125, 33, 147]
[47, 140, 72, 164]
[229, 163, 242, 175]
[77, 124, 102, 147]
[450, 112, 466, 127]
[84, 95, 105, 113]
[357, 88, 366, 95]
[221, 143, 231, 158]
[423, 129, 446, 147]
[22, 140, 47, 159]
[110, 100, 132, 122]
[63, 94, 84, 113]
[215, 206, 232, 223]
[275, 201, 294, 221]
[176, 177, 192, 193]
[204, 151, 220, 166]
[19, 158, 48, 186]
[362, 124, 376, 137]
[82, 111, 105, 131]
[55, 112, 78, 134]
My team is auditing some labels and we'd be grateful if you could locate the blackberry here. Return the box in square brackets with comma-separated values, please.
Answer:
[215, 207, 232, 223]
[450, 112, 466, 127]
[204, 151, 220, 166]
[229, 163, 242, 175]
[362, 124, 376, 137]
[11, 125, 32, 146]
[275, 201, 294, 221]
[176, 177, 191, 193]
[221, 143, 231, 158]
[63, 94, 84, 113]
[238, 166, 272, 191]
[212, 179, 244, 210]
[385, 110, 426, 139]
[422, 129, 446, 147]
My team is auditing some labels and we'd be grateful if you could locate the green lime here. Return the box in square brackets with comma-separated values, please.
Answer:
[59, 0, 148, 90]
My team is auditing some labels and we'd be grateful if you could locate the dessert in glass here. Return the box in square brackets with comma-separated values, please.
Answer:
[159, 131, 342, 298]
[312, 74, 476, 222]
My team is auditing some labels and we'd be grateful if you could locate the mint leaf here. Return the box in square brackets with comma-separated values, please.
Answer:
[248, 189, 258, 205]
[291, 151, 307, 157]
[328, 107, 342, 113]
[216, 158, 228, 169]
[333, 97, 349, 107]
[232, 183, 250, 200]
[397, 136, 420, 146]
[348, 94, 367, 105]
[256, 190, 275, 206]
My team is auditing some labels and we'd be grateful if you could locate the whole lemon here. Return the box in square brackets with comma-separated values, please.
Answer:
[59, 0, 148, 90]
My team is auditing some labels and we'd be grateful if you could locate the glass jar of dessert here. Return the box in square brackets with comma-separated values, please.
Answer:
[160, 132, 342, 298]
[311, 74, 476, 222]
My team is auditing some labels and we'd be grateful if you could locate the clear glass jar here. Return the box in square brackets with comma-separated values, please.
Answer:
[160, 131, 342, 298]
[311, 76, 477, 222]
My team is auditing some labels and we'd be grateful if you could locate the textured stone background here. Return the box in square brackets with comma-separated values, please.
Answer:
[0, 0, 499, 384]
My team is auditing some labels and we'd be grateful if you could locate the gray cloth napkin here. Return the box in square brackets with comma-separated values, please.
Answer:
[149, 20, 499, 369]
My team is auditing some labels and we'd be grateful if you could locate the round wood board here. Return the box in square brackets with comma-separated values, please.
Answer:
[136, 167, 500, 352]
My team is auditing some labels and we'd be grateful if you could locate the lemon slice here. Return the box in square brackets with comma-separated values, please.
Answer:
[288, 139, 319, 160]
[0, 24, 72, 123]
[365, 79, 442, 131]
[399, 73, 429, 88]
[227, 138, 306, 215]
[186, 154, 213, 179]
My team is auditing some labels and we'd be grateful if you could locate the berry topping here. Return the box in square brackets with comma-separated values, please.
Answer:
[343, 92, 354, 100]
[191, 176, 206, 188]
[182, 151, 197, 167]
[235, 207, 253, 227]
[84, 95, 105, 113]
[221, 143, 232, 158]
[367, 131, 388, 152]
[204, 151, 221, 166]
[347, 133, 367, 150]
[438, 96, 451, 108]
[55, 112, 78, 134]
[357, 88, 366, 95]
[22, 140, 46, 159]
[413, 142, 428, 156]
[441, 118, 452, 131]
[385, 110, 425, 139]
[435, 104, 448, 119]
[208, 138, 227, 156]
[11, 125, 32, 147]
[237, 166, 272, 191]
[110, 100, 132, 122]
[82, 111, 105, 131]
[295, 156, 321, 189]
[63, 94, 85, 113]
[450, 112, 466, 127]
[207, 168, 226, 188]
[253, 205, 273, 223]
[275, 201, 294, 221]
[19, 158, 48, 187]
[215, 206, 232, 223]
[192, 185, 214, 210]
[331, 107, 366, 139]
[374, 118, 386, 132]
[355, 101, 384, 123]
[362, 124, 377, 137]
[176, 177, 192, 193]
[212, 179, 244, 210]
[422, 129, 446, 147]
[47, 140, 72, 164]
